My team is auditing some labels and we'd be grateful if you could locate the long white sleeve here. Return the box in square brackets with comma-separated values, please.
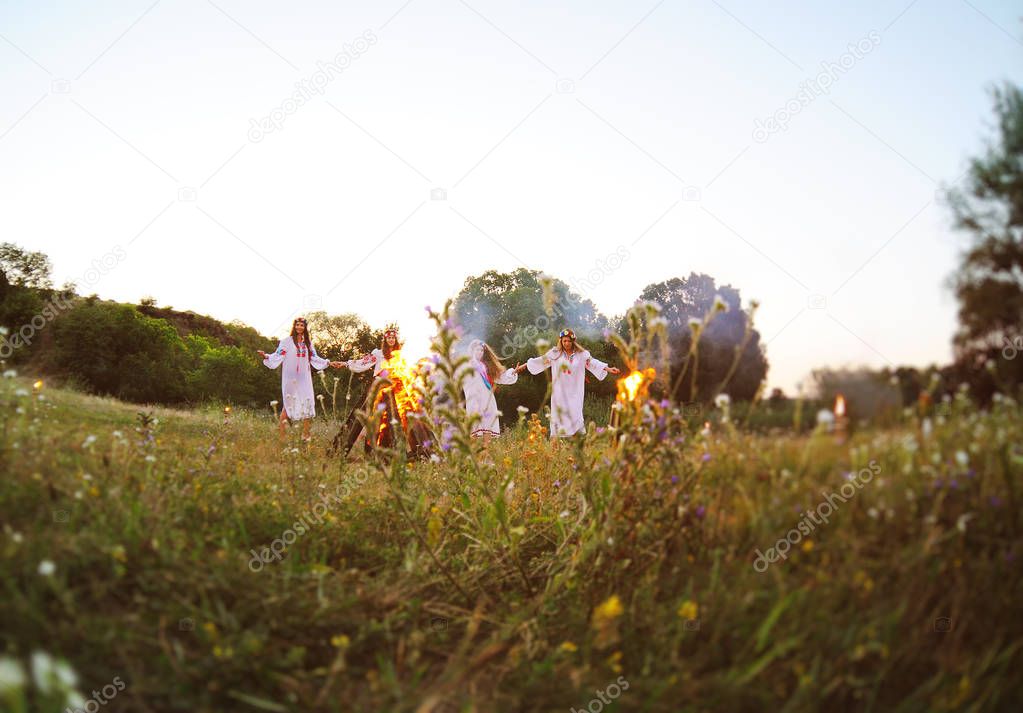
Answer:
[495, 367, 518, 386]
[263, 340, 286, 370]
[309, 344, 330, 371]
[585, 353, 609, 381]
[346, 350, 379, 373]
[526, 350, 556, 375]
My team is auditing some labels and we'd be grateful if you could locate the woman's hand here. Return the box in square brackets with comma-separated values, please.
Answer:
[607, 366, 621, 375]
[257, 350, 267, 359]
[515, 363, 527, 374]
[331, 361, 346, 369]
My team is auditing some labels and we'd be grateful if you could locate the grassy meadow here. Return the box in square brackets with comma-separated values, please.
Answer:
[2, 357, 1022, 712]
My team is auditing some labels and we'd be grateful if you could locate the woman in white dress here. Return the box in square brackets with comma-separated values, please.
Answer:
[258, 317, 343, 441]
[525, 328, 620, 438]
[462, 339, 525, 443]
[334, 328, 405, 453]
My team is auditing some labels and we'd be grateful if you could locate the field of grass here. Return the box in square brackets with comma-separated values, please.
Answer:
[2, 363, 1022, 712]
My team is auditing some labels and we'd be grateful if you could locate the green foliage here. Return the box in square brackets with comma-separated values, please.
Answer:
[0, 242, 53, 290]
[2, 338, 1021, 710]
[946, 82, 1023, 396]
[637, 272, 768, 402]
[48, 301, 190, 402]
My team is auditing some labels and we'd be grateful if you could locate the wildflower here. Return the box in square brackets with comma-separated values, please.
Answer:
[607, 650, 624, 673]
[695, 505, 706, 520]
[559, 510, 570, 519]
[592, 595, 624, 625]
[81, 435, 97, 448]
[955, 450, 969, 467]
[0, 656, 27, 694]
[701, 453, 712, 462]
[989, 496, 1003, 508]
[956, 513, 975, 533]
[30, 651, 55, 693]
[37, 560, 56, 577]
[801, 540, 814, 553]
[270, 400, 278, 407]
[111, 545, 127, 563]
[558, 641, 578, 653]
[32, 380, 43, 390]
[677, 600, 699, 621]
[2, 370, 15, 379]
[331, 634, 350, 648]
[713, 294, 729, 313]
[715, 393, 730, 409]
[671, 476, 679, 485]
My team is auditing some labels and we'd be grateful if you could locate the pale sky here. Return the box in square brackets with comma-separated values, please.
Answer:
[2, 0, 1021, 392]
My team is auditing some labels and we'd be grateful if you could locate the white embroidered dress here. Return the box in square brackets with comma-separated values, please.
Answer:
[527, 347, 609, 437]
[462, 341, 517, 437]
[263, 336, 330, 420]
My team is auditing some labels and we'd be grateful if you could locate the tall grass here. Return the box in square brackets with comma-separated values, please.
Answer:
[1, 308, 1021, 712]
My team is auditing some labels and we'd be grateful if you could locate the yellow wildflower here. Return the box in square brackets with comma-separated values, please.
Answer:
[592, 595, 624, 626]
[801, 540, 814, 553]
[558, 641, 578, 653]
[677, 600, 699, 621]
[331, 634, 350, 649]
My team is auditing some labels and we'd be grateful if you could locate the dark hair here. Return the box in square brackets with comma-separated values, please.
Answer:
[290, 318, 313, 353]
[381, 329, 402, 360]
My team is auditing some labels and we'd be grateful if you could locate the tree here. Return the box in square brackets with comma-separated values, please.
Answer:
[48, 302, 190, 403]
[946, 82, 1023, 394]
[636, 273, 768, 402]
[451, 268, 616, 414]
[304, 311, 377, 362]
[0, 243, 53, 290]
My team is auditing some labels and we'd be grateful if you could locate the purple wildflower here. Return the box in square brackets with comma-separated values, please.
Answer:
[989, 496, 1003, 508]
[695, 506, 707, 520]
[949, 479, 959, 490]
[701, 453, 712, 462]
[671, 476, 679, 484]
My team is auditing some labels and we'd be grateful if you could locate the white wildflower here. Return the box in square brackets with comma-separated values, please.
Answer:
[0, 657, 26, 694]
[37, 560, 56, 577]
[81, 435, 97, 448]
[516, 406, 529, 414]
[955, 450, 969, 467]
[714, 393, 731, 409]
[2, 370, 15, 379]
[956, 513, 975, 533]
[712, 294, 729, 313]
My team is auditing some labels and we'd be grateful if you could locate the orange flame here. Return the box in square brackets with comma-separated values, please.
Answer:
[617, 368, 656, 403]
[374, 350, 424, 442]
[834, 394, 846, 418]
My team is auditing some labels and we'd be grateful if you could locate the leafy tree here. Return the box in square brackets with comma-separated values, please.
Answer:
[636, 273, 767, 402]
[451, 268, 616, 415]
[48, 301, 190, 403]
[305, 311, 377, 361]
[0, 242, 53, 290]
[946, 82, 1023, 394]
